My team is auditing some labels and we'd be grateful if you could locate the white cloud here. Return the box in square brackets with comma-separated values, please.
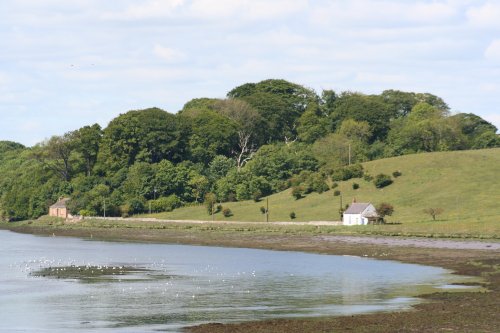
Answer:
[482, 113, 500, 131]
[102, 0, 185, 20]
[17, 120, 41, 132]
[466, 2, 500, 28]
[153, 45, 186, 63]
[355, 72, 407, 85]
[0, 72, 8, 86]
[190, 0, 242, 18]
[244, 0, 308, 20]
[480, 82, 500, 93]
[1, 0, 500, 144]
[485, 39, 500, 61]
[190, 0, 307, 20]
[310, 1, 458, 28]
[120, 66, 199, 82]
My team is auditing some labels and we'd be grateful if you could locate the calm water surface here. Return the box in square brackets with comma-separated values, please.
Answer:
[0, 230, 457, 332]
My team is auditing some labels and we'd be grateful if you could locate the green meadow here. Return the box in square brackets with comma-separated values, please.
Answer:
[146, 148, 499, 237]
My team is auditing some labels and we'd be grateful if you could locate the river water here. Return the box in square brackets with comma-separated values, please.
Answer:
[0, 230, 460, 332]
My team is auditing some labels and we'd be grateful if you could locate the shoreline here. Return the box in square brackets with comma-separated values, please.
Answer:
[2, 221, 499, 332]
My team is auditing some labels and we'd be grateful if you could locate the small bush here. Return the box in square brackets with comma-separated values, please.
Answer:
[127, 198, 145, 214]
[392, 170, 402, 178]
[331, 164, 364, 181]
[260, 206, 267, 214]
[376, 202, 394, 223]
[252, 191, 262, 202]
[352, 183, 359, 190]
[151, 195, 182, 213]
[374, 174, 393, 188]
[291, 186, 304, 200]
[222, 208, 233, 217]
[363, 174, 373, 182]
[204, 192, 217, 215]
[290, 212, 296, 219]
[333, 190, 341, 196]
[79, 209, 95, 217]
[119, 204, 130, 218]
[331, 182, 338, 189]
[216, 204, 222, 213]
[227, 193, 236, 202]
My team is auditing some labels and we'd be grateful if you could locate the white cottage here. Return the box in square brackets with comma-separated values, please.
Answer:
[342, 202, 378, 226]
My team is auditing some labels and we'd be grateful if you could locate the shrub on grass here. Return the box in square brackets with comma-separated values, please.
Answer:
[352, 183, 359, 190]
[204, 192, 217, 215]
[79, 209, 95, 217]
[376, 202, 394, 223]
[252, 191, 262, 202]
[151, 195, 182, 212]
[290, 212, 296, 220]
[127, 198, 145, 214]
[291, 186, 304, 200]
[331, 164, 364, 181]
[119, 204, 130, 218]
[260, 206, 267, 214]
[222, 208, 233, 217]
[333, 190, 341, 196]
[374, 174, 393, 188]
[392, 170, 402, 178]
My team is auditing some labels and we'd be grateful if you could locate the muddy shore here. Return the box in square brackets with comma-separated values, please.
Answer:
[2, 222, 499, 332]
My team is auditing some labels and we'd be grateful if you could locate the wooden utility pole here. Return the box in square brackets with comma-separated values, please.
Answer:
[348, 143, 351, 165]
[339, 194, 343, 220]
[266, 198, 269, 222]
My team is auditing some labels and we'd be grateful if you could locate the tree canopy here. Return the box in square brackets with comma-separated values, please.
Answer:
[0, 79, 497, 221]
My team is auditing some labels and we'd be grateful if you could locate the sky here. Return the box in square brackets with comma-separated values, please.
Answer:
[1, 0, 499, 146]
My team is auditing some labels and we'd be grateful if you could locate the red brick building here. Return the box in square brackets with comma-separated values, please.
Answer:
[49, 198, 72, 219]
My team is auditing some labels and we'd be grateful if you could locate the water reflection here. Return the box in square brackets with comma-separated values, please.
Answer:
[0, 230, 456, 332]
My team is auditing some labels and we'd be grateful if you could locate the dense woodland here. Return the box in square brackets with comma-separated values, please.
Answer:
[1, 79, 499, 221]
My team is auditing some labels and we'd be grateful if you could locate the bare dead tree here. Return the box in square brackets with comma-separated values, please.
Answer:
[423, 207, 444, 221]
[232, 132, 256, 170]
[215, 99, 261, 170]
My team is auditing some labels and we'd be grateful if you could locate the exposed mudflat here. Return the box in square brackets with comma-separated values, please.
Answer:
[317, 235, 500, 250]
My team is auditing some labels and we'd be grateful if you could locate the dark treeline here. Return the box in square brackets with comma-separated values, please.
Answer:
[1, 79, 498, 220]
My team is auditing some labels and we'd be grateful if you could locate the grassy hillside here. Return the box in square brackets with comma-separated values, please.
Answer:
[149, 148, 499, 234]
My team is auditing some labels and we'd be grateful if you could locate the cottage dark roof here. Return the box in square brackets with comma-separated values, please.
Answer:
[344, 203, 371, 214]
[50, 198, 70, 208]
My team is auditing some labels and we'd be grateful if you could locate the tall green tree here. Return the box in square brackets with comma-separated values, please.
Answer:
[330, 92, 394, 142]
[296, 102, 329, 143]
[98, 108, 187, 172]
[121, 162, 155, 200]
[449, 113, 499, 148]
[381, 90, 449, 117]
[32, 132, 78, 181]
[73, 124, 102, 176]
[228, 79, 319, 142]
[179, 110, 239, 165]
[387, 103, 464, 154]
[244, 143, 318, 191]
